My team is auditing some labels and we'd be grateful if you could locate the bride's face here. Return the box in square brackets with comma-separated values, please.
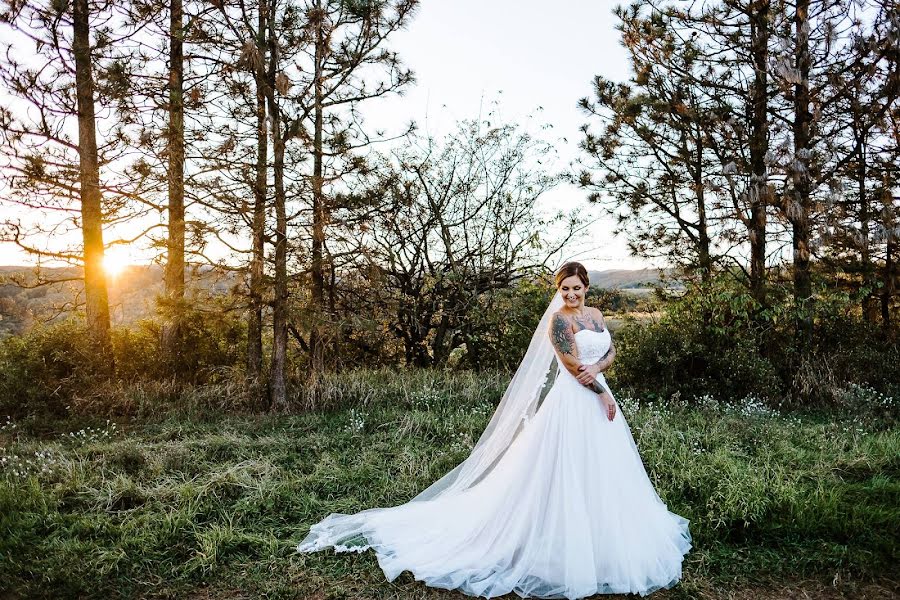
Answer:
[558, 275, 588, 308]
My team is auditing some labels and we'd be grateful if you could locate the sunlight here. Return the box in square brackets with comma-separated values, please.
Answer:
[102, 248, 131, 277]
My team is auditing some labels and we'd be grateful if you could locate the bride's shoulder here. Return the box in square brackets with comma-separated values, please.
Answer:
[549, 310, 573, 331]
[588, 306, 607, 328]
[550, 310, 568, 323]
[548, 311, 575, 342]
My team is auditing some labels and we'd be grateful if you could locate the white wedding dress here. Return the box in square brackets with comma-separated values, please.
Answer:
[297, 325, 692, 598]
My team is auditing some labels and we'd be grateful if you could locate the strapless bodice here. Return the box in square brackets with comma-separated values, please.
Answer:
[573, 328, 611, 364]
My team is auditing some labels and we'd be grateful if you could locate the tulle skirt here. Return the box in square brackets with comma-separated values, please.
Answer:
[297, 372, 692, 599]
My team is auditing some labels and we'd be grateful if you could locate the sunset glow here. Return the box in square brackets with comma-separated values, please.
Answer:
[102, 248, 131, 277]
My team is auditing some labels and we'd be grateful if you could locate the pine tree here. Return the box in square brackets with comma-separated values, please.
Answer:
[0, 0, 140, 366]
[292, 0, 418, 374]
[579, 4, 724, 281]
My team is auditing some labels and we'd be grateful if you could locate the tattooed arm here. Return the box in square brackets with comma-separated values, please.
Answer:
[549, 312, 580, 376]
[578, 308, 616, 375]
[550, 311, 616, 420]
[586, 376, 608, 395]
[593, 333, 616, 373]
[549, 312, 606, 394]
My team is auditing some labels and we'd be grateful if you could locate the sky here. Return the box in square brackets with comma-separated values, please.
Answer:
[0, 0, 660, 272]
[359, 0, 653, 271]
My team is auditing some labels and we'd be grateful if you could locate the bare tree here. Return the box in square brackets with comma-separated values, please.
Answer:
[361, 117, 580, 367]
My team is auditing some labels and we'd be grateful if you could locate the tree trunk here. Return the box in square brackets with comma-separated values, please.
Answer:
[694, 126, 712, 281]
[268, 6, 288, 408]
[882, 230, 895, 333]
[858, 140, 876, 322]
[72, 0, 113, 367]
[309, 1, 327, 371]
[163, 0, 186, 356]
[749, 0, 770, 307]
[247, 1, 268, 381]
[270, 125, 288, 407]
[792, 0, 813, 351]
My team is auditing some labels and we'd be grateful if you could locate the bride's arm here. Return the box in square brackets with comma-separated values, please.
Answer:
[595, 335, 616, 373]
[549, 313, 605, 393]
[549, 313, 605, 394]
[549, 312, 585, 379]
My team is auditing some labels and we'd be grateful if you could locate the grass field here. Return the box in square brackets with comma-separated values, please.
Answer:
[1, 369, 898, 599]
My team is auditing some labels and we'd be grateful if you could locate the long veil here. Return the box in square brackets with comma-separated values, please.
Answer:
[408, 289, 565, 502]
[297, 289, 565, 552]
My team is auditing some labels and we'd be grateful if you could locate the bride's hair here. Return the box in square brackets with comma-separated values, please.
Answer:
[555, 262, 589, 288]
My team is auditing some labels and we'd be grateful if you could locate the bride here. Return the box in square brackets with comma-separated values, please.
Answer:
[297, 262, 692, 598]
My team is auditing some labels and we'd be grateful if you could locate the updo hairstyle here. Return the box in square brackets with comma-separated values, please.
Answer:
[554, 262, 590, 289]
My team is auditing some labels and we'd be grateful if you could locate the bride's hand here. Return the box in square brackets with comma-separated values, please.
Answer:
[598, 390, 616, 421]
[576, 363, 600, 385]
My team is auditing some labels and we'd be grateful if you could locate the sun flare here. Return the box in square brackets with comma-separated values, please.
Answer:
[102, 250, 130, 277]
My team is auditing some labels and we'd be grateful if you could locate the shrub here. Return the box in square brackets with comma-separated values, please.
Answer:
[611, 272, 900, 408]
[0, 319, 113, 419]
[0, 308, 247, 419]
[121, 308, 247, 383]
[613, 314, 782, 403]
[611, 275, 782, 403]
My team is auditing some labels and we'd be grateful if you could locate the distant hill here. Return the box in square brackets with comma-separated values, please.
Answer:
[0, 264, 239, 336]
[0, 265, 680, 337]
[587, 268, 682, 290]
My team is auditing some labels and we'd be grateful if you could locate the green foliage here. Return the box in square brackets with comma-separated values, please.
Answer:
[0, 308, 247, 419]
[613, 275, 782, 402]
[139, 305, 247, 383]
[615, 315, 782, 402]
[2, 269, 898, 420]
[0, 319, 115, 418]
[456, 278, 557, 370]
[587, 286, 659, 313]
[611, 272, 900, 408]
[805, 310, 900, 401]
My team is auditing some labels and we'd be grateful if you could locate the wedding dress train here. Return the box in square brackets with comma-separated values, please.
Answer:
[297, 327, 692, 598]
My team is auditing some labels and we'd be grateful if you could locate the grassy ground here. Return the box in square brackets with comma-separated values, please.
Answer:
[1, 369, 898, 599]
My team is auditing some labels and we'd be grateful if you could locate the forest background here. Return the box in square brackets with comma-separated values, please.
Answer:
[0, 0, 897, 597]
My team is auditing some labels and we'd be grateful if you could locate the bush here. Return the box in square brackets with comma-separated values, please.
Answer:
[609, 272, 900, 408]
[0, 308, 247, 419]
[613, 315, 782, 403]
[0, 320, 114, 419]
[118, 308, 247, 383]
[811, 311, 900, 397]
[611, 275, 782, 403]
